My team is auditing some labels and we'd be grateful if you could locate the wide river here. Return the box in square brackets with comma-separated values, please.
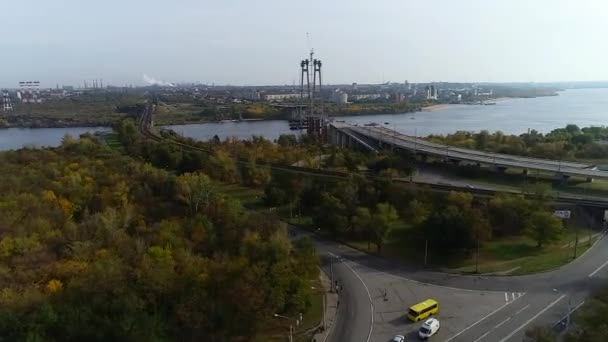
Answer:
[0, 88, 607, 150]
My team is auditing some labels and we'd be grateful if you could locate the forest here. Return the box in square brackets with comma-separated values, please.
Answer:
[115, 118, 565, 261]
[428, 124, 608, 160]
[0, 134, 318, 341]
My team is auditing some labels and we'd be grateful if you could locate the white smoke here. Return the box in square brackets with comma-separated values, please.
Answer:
[143, 74, 175, 87]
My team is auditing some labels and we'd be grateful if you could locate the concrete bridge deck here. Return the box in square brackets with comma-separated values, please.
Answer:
[330, 122, 608, 181]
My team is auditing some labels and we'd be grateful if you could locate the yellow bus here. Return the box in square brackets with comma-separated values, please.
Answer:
[407, 299, 439, 322]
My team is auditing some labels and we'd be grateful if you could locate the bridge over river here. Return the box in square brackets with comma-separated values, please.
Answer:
[329, 122, 608, 182]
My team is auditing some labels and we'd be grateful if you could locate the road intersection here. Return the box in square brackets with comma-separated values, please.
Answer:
[296, 228, 608, 342]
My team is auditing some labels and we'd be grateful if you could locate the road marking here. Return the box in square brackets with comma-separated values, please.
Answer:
[514, 304, 530, 316]
[498, 294, 566, 342]
[328, 252, 374, 342]
[472, 304, 530, 342]
[473, 330, 492, 342]
[588, 258, 608, 277]
[504, 292, 508, 302]
[494, 317, 511, 329]
[511, 292, 515, 301]
[445, 301, 511, 342]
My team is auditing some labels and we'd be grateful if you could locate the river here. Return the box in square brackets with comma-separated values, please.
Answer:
[0, 127, 110, 151]
[1, 88, 607, 150]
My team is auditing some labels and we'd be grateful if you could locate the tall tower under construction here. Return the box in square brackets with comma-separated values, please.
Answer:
[298, 50, 326, 139]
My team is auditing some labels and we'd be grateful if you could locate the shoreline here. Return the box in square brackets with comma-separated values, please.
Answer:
[422, 103, 451, 111]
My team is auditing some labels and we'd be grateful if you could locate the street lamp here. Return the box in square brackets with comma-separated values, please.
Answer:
[273, 313, 302, 342]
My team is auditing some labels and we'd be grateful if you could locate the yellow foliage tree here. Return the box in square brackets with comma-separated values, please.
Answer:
[46, 279, 63, 293]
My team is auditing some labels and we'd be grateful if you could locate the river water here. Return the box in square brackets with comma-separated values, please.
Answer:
[0, 127, 110, 151]
[1, 88, 607, 150]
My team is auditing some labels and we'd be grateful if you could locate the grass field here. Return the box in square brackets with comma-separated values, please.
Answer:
[292, 213, 599, 276]
[100, 133, 125, 153]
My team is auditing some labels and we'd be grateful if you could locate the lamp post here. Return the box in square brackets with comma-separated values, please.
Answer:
[273, 313, 301, 342]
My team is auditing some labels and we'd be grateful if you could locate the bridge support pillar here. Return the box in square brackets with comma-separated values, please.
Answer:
[522, 169, 528, 175]
[495, 166, 507, 174]
[449, 159, 461, 165]
[556, 173, 570, 185]
[586, 177, 594, 183]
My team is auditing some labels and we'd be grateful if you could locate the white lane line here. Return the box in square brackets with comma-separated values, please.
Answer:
[511, 292, 515, 301]
[328, 252, 374, 342]
[514, 304, 530, 316]
[504, 292, 508, 302]
[445, 301, 511, 342]
[472, 303, 530, 342]
[473, 330, 492, 342]
[498, 294, 566, 342]
[494, 317, 511, 329]
[588, 258, 608, 277]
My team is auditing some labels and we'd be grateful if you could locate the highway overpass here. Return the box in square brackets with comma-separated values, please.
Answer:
[329, 122, 608, 182]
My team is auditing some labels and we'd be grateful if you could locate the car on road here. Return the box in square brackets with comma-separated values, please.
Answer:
[391, 335, 405, 342]
[418, 318, 440, 339]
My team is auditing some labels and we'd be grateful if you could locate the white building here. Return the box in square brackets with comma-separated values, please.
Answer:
[261, 93, 303, 102]
[332, 89, 348, 104]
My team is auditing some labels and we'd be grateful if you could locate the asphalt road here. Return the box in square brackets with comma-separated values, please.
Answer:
[295, 228, 608, 342]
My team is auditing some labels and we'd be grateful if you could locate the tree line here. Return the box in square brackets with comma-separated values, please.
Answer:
[0, 134, 318, 341]
[116, 118, 564, 259]
[428, 124, 608, 160]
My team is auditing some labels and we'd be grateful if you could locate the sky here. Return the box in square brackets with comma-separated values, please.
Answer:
[1, 0, 608, 88]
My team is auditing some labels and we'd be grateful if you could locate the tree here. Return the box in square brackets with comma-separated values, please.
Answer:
[312, 193, 348, 237]
[525, 211, 563, 248]
[488, 193, 532, 236]
[353, 207, 372, 246]
[176, 172, 217, 215]
[371, 203, 399, 252]
[525, 326, 557, 342]
[565, 288, 608, 342]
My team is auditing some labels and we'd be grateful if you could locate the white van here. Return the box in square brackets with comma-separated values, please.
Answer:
[418, 318, 440, 339]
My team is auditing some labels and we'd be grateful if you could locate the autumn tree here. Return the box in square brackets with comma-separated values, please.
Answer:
[526, 211, 563, 248]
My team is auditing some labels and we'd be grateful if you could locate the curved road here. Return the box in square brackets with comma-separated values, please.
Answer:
[298, 228, 608, 342]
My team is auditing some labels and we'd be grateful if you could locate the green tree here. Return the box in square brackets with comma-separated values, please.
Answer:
[176, 172, 217, 215]
[525, 211, 563, 248]
[525, 326, 557, 342]
[371, 203, 399, 252]
[353, 207, 372, 247]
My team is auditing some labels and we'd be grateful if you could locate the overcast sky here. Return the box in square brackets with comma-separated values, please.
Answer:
[2, 0, 607, 88]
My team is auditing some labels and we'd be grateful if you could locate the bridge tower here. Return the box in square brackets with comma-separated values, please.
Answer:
[298, 49, 326, 139]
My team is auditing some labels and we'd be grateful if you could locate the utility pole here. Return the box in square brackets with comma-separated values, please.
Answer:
[330, 259, 334, 293]
[424, 239, 429, 266]
[573, 219, 579, 259]
[475, 238, 480, 273]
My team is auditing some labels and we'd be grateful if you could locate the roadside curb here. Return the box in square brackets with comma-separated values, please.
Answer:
[310, 268, 338, 342]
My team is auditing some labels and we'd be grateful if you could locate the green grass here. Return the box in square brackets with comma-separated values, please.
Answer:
[215, 183, 263, 207]
[100, 133, 125, 153]
[450, 226, 596, 275]
[325, 218, 598, 276]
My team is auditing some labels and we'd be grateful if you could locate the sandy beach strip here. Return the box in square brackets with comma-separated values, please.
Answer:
[422, 103, 451, 111]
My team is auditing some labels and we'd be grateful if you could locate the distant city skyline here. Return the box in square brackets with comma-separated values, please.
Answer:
[2, 0, 608, 88]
